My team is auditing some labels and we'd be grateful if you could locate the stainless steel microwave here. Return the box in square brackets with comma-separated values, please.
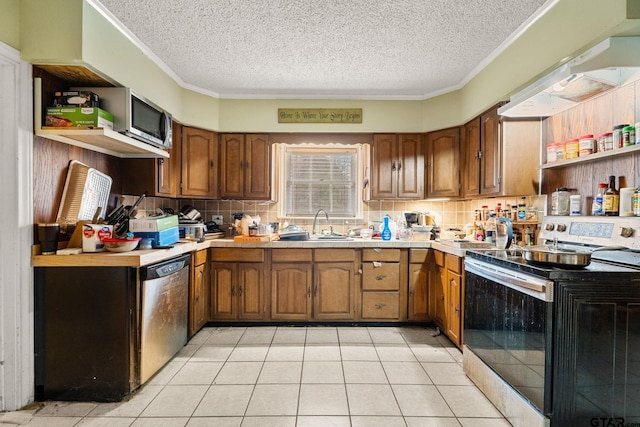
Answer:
[73, 87, 172, 149]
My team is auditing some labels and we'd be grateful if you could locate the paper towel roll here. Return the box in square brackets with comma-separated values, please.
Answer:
[620, 187, 634, 216]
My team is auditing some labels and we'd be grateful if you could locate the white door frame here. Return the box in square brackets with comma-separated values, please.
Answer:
[0, 41, 34, 411]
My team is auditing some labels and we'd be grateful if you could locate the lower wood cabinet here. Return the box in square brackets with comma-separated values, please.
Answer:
[189, 249, 208, 337]
[209, 248, 267, 321]
[314, 249, 358, 320]
[408, 249, 433, 321]
[271, 249, 313, 320]
[431, 250, 464, 348]
[361, 248, 407, 321]
[271, 249, 357, 321]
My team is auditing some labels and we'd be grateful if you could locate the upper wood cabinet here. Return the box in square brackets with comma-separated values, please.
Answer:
[463, 106, 541, 198]
[181, 126, 219, 198]
[220, 134, 271, 200]
[426, 127, 461, 198]
[463, 108, 501, 197]
[120, 123, 181, 197]
[371, 134, 424, 199]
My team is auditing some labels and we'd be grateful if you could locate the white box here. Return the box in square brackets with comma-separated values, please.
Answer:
[82, 224, 113, 252]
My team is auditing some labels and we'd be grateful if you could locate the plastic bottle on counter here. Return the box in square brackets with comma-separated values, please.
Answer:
[592, 183, 606, 215]
[381, 216, 392, 241]
[603, 176, 619, 216]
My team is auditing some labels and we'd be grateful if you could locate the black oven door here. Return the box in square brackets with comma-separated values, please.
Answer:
[464, 260, 554, 415]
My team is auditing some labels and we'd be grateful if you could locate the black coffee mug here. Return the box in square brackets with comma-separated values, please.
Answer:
[38, 223, 60, 255]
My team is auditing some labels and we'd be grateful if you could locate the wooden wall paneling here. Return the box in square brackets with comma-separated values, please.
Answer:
[591, 92, 614, 139]
[612, 155, 636, 189]
[612, 83, 636, 127]
[566, 103, 585, 138]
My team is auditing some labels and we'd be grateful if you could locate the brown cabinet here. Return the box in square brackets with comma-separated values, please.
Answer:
[361, 248, 407, 320]
[408, 249, 433, 321]
[121, 123, 181, 197]
[371, 134, 424, 199]
[209, 248, 266, 321]
[314, 249, 357, 320]
[431, 250, 464, 348]
[189, 249, 208, 337]
[220, 134, 270, 200]
[271, 249, 313, 320]
[463, 106, 541, 198]
[426, 127, 461, 198]
[433, 250, 447, 329]
[181, 126, 219, 198]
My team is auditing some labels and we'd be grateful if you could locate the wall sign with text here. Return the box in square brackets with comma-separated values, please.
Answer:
[278, 108, 362, 123]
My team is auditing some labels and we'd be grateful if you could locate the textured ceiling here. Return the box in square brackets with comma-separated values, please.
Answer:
[92, 0, 553, 99]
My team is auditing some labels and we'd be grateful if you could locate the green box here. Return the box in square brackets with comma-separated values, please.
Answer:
[45, 107, 114, 129]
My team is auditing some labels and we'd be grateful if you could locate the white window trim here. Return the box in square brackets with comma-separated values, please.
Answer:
[275, 143, 370, 220]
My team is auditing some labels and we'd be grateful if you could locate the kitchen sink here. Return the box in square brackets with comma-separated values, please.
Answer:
[310, 235, 353, 241]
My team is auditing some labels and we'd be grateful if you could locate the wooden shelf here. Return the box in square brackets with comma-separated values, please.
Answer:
[34, 78, 169, 159]
[538, 145, 640, 170]
[35, 127, 169, 158]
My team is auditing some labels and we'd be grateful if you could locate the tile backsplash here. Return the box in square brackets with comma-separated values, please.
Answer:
[125, 195, 546, 236]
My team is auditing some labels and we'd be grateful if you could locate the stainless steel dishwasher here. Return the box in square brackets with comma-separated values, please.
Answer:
[139, 253, 190, 384]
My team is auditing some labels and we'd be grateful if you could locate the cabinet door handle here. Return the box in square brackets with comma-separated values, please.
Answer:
[240, 160, 244, 168]
[376, 275, 386, 280]
[391, 161, 396, 171]
[210, 160, 214, 169]
[441, 294, 445, 301]
[455, 305, 460, 314]
[314, 285, 318, 296]
[231, 286, 236, 296]
[237, 286, 243, 296]
[307, 286, 311, 297]
[375, 303, 386, 309]
[397, 161, 402, 171]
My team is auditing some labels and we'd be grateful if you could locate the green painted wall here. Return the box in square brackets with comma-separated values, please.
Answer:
[0, 0, 19, 49]
[7, 0, 640, 133]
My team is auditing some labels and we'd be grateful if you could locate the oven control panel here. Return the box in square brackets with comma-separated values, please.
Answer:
[540, 216, 640, 250]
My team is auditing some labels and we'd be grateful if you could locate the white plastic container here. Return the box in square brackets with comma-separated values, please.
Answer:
[551, 188, 570, 216]
[570, 195, 581, 216]
[82, 224, 113, 252]
[619, 187, 635, 216]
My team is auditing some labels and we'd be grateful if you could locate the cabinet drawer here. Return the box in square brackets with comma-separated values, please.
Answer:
[194, 249, 208, 266]
[445, 254, 462, 274]
[271, 248, 313, 262]
[210, 248, 264, 262]
[362, 248, 401, 262]
[409, 248, 432, 264]
[361, 292, 400, 319]
[434, 250, 445, 266]
[315, 249, 356, 262]
[362, 263, 400, 290]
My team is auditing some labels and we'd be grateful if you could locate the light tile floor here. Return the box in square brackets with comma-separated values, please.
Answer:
[0, 326, 512, 426]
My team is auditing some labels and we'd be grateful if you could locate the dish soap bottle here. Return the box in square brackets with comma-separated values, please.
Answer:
[381, 216, 392, 241]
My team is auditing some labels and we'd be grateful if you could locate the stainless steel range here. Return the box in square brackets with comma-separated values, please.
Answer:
[463, 216, 640, 427]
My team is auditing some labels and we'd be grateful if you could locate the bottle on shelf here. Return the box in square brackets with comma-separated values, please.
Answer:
[603, 176, 620, 216]
[485, 214, 497, 245]
[517, 197, 527, 222]
[592, 183, 607, 216]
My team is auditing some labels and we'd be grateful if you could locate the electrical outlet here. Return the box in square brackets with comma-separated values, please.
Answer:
[212, 215, 224, 224]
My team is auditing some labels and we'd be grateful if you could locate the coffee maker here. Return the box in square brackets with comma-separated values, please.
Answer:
[404, 212, 419, 227]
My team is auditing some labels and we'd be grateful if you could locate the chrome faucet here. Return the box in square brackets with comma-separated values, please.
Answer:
[312, 208, 331, 235]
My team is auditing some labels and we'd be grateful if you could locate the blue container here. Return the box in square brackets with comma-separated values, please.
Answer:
[133, 226, 179, 247]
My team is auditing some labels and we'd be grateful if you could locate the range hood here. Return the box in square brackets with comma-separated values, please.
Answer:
[498, 37, 640, 117]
